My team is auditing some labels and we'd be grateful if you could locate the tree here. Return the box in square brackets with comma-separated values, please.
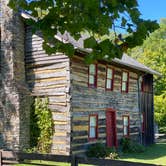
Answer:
[8, 0, 159, 63]
[128, 19, 166, 130]
[129, 19, 166, 95]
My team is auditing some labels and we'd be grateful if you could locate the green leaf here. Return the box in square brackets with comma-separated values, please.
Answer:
[121, 17, 127, 27]
[84, 36, 97, 48]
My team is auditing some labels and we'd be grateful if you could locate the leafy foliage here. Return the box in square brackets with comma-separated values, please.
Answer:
[128, 19, 166, 130]
[30, 98, 54, 153]
[154, 94, 166, 128]
[8, 0, 159, 63]
[86, 142, 118, 159]
[120, 138, 145, 153]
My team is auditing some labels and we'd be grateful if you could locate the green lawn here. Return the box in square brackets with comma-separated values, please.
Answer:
[119, 143, 166, 165]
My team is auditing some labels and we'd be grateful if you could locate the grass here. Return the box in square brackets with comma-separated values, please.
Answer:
[119, 143, 166, 165]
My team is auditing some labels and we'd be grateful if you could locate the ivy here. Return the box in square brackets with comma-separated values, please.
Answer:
[30, 97, 54, 153]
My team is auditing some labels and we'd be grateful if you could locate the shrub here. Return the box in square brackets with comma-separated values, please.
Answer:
[86, 143, 119, 159]
[30, 98, 54, 153]
[120, 137, 145, 153]
[159, 126, 166, 134]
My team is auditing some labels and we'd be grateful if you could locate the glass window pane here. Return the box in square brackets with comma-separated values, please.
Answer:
[107, 68, 112, 79]
[89, 127, 96, 138]
[139, 76, 143, 90]
[141, 114, 143, 123]
[89, 64, 95, 74]
[90, 116, 96, 126]
[122, 72, 128, 81]
[89, 75, 94, 85]
[124, 117, 128, 125]
[124, 126, 128, 135]
[106, 79, 111, 89]
[122, 82, 126, 91]
[139, 76, 143, 82]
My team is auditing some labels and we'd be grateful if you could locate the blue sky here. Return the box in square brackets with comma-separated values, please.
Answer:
[138, 0, 166, 22]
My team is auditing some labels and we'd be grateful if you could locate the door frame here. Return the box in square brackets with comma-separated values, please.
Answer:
[106, 108, 118, 147]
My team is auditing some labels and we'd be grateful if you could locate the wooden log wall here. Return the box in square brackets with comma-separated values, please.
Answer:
[141, 74, 154, 145]
[25, 26, 71, 155]
[70, 56, 141, 155]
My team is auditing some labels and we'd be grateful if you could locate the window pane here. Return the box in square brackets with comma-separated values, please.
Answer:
[89, 127, 96, 138]
[124, 126, 128, 135]
[106, 79, 111, 89]
[107, 68, 112, 79]
[89, 75, 94, 85]
[139, 76, 143, 82]
[124, 117, 128, 125]
[90, 116, 96, 126]
[139, 76, 143, 90]
[122, 72, 128, 81]
[141, 114, 143, 123]
[89, 64, 95, 74]
[122, 82, 126, 91]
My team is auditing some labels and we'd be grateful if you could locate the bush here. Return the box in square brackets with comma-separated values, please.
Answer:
[159, 126, 166, 134]
[86, 143, 119, 159]
[120, 137, 145, 153]
[30, 98, 54, 153]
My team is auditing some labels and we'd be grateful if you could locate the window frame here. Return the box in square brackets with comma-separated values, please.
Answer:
[88, 114, 98, 141]
[122, 115, 130, 137]
[141, 112, 145, 133]
[105, 67, 114, 91]
[88, 64, 98, 88]
[139, 76, 144, 92]
[121, 71, 129, 93]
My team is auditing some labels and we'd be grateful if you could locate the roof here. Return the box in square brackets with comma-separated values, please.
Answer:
[21, 11, 161, 76]
[113, 54, 161, 76]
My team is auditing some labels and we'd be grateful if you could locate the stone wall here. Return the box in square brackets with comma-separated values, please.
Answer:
[0, 0, 32, 150]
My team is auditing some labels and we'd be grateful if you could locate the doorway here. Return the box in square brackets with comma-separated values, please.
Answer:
[106, 109, 117, 147]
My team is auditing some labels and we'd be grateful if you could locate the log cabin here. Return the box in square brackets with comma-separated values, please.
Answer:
[0, 1, 161, 156]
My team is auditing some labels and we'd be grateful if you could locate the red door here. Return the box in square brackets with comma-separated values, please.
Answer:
[106, 109, 117, 147]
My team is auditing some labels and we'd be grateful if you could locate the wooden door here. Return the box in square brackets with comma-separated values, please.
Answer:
[106, 109, 117, 147]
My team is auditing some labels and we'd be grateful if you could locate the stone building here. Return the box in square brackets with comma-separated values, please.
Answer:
[0, 0, 161, 155]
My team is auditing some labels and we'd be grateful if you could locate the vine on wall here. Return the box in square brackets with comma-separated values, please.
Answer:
[30, 97, 54, 153]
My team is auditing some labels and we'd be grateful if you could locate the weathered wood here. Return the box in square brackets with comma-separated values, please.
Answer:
[71, 155, 78, 166]
[70, 55, 142, 154]
[77, 156, 156, 166]
[16, 152, 71, 163]
[0, 151, 2, 166]
[25, 27, 71, 155]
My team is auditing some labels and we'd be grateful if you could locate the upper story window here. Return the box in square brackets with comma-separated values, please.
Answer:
[88, 64, 97, 88]
[141, 112, 145, 133]
[88, 114, 98, 140]
[123, 115, 130, 137]
[139, 76, 144, 92]
[106, 67, 114, 90]
[121, 71, 129, 92]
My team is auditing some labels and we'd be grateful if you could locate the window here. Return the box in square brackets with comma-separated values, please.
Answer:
[141, 112, 145, 133]
[89, 114, 98, 140]
[88, 64, 97, 88]
[106, 67, 114, 90]
[123, 115, 129, 137]
[139, 76, 144, 92]
[121, 71, 129, 92]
